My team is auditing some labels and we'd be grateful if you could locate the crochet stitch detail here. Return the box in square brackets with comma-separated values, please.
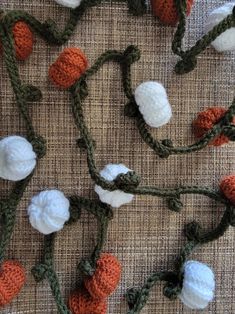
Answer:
[49, 47, 88, 89]
[84, 253, 121, 300]
[69, 289, 107, 314]
[0, 260, 26, 307]
[193, 107, 235, 146]
[220, 175, 235, 205]
[150, 0, 194, 26]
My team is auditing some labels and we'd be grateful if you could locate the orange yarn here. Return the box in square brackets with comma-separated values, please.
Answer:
[69, 289, 107, 314]
[49, 48, 88, 89]
[220, 175, 235, 205]
[0, 21, 33, 60]
[150, 0, 194, 26]
[193, 107, 235, 147]
[84, 253, 121, 300]
[0, 260, 26, 307]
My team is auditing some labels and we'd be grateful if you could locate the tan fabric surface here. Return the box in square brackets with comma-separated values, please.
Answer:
[0, 0, 235, 313]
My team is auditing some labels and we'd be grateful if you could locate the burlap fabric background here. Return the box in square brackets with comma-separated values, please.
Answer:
[0, 0, 235, 313]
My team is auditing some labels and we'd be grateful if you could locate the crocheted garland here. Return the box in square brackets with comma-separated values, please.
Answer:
[0, 1, 234, 314]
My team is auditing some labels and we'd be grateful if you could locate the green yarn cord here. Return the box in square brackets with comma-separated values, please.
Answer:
[0, 3, 234, 314]
[70, 46, 235, 162]
[32, 234, 71, 314]
[172, 0, 235, 74]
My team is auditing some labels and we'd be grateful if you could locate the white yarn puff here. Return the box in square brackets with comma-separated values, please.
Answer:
[54, 0, 82, 9]
[27, 190, 70, 235]
[205, 2, 235, 52]
[0, 136, 36, 181]
[179, 261, 215, 310]
[134, 81, 172, 128]
[94, 164, 134, 208]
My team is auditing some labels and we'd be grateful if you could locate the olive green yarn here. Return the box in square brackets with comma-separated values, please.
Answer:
[173, 0, 235, 74]
[0, 2, 234, 314]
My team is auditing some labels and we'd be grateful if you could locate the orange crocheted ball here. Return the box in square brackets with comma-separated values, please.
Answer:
[84, 253, 121, 300]
[0, 21, 34, 60]
[0, 260, 26, 307]
[68, 289, 107, 314]
[220, 175, 235, 205]
[193, 107, 235, 147]
[150, 0, 195, 26]
[49, 48, 88, 89]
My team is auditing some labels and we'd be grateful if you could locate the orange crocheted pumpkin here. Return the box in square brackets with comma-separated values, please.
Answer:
[0, 260, 26, 307]
[220, 175, 235, 205]
[68, 289, 107, 314]
[0, 21, 34, 60]
[49, 48, 88, 89]
[151, 0, 195, 26]
[84, 253, 121, 300]
[193, 107, 235, 147]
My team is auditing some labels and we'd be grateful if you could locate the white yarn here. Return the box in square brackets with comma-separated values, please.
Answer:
[94, 164, 134, 208]
[205, 2, 235, 52]
[27, 190, 70, 235]
[0, 136, 36, 181]
[54, 0, 82, 9]
[134, 81, 172, 128]
[179, 260, 215, 310]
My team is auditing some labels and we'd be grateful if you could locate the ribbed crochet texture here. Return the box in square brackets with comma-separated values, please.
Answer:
[150, 0, 194, 26]
[0, 260, 26, 307]
[0, 1, 234, 313]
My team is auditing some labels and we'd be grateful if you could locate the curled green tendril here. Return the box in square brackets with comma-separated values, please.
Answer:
[0, 2, 234, 314]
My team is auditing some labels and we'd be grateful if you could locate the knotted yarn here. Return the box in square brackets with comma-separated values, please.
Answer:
[94, 164, 135, 208]
[179, 260, 215, 309]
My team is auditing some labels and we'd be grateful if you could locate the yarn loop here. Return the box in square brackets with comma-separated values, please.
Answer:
[123, 45, 141, 64]
[114, 171, 141, 190]
[167, 197, 183, 212]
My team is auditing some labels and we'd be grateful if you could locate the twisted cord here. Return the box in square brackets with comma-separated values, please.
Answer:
[0, 174, 33, 263]
[32, 234, 71, 314]
[173, 1, 235, 74]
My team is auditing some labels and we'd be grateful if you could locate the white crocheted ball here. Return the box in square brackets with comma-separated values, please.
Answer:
[94, 164, 134, 208]
[205, 2, 235, 52]
[134, 81, 172, 128]
[179, 260, 215, 310]
[27, 190, 70, 235]
[0, 136, 36, 181]
[54, 0, 82, 9]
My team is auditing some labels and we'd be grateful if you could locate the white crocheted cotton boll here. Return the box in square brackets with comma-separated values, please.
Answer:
[0, 136, 36, 181]
[134, 81, 172, 128]
[27, 190, 70, 235]
[54, 0, 82, 9]
[205, 2, 235, 52]
[179, 260, 215, 310]
[94, 164, 134, 208]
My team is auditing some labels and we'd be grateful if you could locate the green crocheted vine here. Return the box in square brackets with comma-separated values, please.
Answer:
[173, 0, 235, 74]
[70, 46, 235, 160]
[0, 1, 234, 314]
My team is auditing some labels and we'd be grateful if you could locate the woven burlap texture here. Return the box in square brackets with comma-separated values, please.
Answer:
[0, 0, 235, 313]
